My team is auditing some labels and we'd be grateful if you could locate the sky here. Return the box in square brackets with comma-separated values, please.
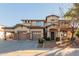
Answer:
[0, 3, 72, 26]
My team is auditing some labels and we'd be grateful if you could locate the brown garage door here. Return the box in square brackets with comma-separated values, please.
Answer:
[15, 31, 30, 40]
[32, 31, 41, 40]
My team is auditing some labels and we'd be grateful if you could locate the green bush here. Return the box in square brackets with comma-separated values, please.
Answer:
[45, 37, 51, 41]
[76, 30, 79, 37]
[56, 37, 60, 41]
[38, 38, 44, 44]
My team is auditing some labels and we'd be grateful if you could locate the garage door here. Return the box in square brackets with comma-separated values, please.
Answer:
[32, 31, 41, 40]
[15, 31, 30, 40]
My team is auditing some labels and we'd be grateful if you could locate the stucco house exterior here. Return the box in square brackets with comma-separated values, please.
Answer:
[3, 20, 45, 40]
[2, 15, 73, 41]
[0, 25, 5, 40]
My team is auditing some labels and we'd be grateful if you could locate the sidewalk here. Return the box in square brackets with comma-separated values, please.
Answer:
[38, 47, 63, 56]
[38, 47, 79, 56]
[0, 49, 49, 56]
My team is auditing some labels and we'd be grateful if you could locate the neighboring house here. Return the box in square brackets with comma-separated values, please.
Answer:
[0, 25, 5, 40]
[3, 15, 73, 40]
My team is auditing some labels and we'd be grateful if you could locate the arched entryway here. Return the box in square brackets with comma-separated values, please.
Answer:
[49, 28, 57, 40]
[4, 31, 15, 40]
[51, 32, 55, 40]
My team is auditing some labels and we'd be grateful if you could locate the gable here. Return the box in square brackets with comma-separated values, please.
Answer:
[14, 24, 29, 33]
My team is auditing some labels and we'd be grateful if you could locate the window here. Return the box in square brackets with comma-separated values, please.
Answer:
[36, 21, 44, 26]
[51, 19, 55, 21]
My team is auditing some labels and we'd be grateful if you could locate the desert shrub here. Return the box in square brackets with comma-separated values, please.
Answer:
[56, 37, 60, 41]
[38, 38, 44, 44]
[76, 30, 79, 37]
[45, 37, 51, 41]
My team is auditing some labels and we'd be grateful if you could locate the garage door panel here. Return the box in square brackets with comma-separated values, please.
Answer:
[15, 31, 30, 40]
[32, 31, 41, 40]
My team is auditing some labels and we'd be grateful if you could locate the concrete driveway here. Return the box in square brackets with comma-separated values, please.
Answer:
[0, 40, 50, 56]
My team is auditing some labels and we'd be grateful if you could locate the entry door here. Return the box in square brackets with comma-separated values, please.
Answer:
[51, 32, 55, 40]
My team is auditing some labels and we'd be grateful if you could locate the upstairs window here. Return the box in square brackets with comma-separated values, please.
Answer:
[51, 19, 55, 21]
[36, 21, 44, 26]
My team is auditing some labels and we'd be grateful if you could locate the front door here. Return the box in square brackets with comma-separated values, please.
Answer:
[51, 32, 55, 40]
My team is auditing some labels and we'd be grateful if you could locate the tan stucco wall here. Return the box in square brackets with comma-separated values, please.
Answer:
[22, 23, 31, 26]
[14, 26, 29, 33]
[31, 21, 36, 26]
[5, 29, 14, 32]
[0, 26, 5, 39]
[45, 16, 58, 27]
[22, 21, 37, 26]
[30, 29, 43, 33]
[67, 31, 72, 38]
[47, 16, 58, 23]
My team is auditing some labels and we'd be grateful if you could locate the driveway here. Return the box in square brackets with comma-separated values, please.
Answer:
[0, 40, 50, 56]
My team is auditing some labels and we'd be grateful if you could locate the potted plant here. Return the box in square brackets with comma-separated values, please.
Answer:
[45, 37, 51, 41]
[76, 30, 79, 38]
[56, 37, 60, 41]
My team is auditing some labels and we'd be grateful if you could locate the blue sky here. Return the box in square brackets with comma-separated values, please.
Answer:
[0, 3, 72, 26]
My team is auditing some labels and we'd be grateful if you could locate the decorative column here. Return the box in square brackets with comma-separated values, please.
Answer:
[17, 31, 19, 40]
[47, 31, 50, 37]
[4, 31, 6, 40]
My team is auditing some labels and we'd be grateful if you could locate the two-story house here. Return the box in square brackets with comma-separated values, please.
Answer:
[3, 15, 73, 41]
[3, 19, 45, 40]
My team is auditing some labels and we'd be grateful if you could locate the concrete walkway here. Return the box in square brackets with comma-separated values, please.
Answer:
[38, 47, 79, 56]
